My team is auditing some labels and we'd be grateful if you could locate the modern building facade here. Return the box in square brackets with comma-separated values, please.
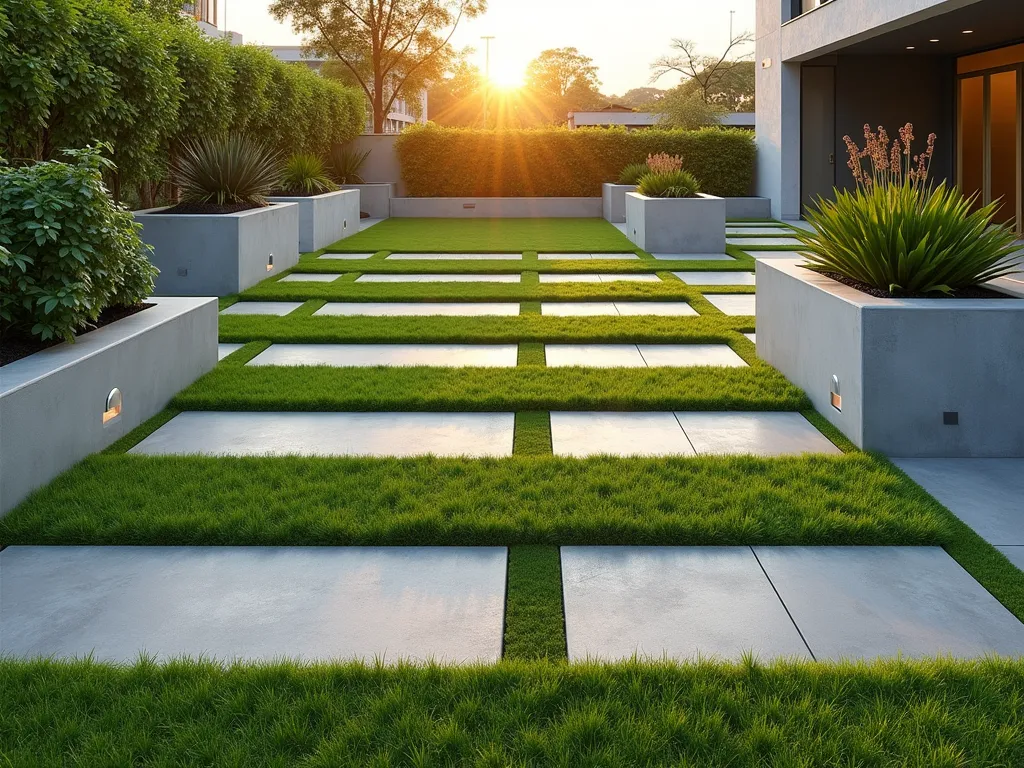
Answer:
[568, 106, 756, 131]
[756, 0, 1024, 232]
[182, 1, 243, 44]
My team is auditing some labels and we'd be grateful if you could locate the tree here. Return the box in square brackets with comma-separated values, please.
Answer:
[650, 32, 754, 109]
[612, 87, 665, 109]
[270, 0, 485, 133]
[650, 85, 723, 129]
[523, 47, 603, 125]
[427, 54, 484, 126]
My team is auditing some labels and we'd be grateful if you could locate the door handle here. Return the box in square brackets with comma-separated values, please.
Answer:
[829, 153, 835, 165]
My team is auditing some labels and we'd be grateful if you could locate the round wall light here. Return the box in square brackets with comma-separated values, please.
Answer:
[103, 387, 123, 424]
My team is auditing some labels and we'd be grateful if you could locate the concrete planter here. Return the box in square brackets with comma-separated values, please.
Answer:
[135, 203, 299, 296]
[0, 297, 217, 515]
[602, 183, 636, 223]
[625, 192, 726, 253]
[757, 259, 1024, 457]
[725, 196, 772, 220]
[340, 183, 395, 219]
[390, 197, 602, 218]
[267, 189, 359, 252]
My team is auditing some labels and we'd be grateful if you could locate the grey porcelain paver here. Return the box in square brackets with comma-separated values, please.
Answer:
[247, 343, 518, 368]
[541, 301, 698, 317]
[727, 237, 804, 247]
[652, 252, 735, 261]
[538, 253, 639, 260]
[316, 302, 519, 317]
[746, 250, 809, 261]
[545, 345, 647, 368]
[541, 302, 619, 316]
[550, 412, 696, 457]
[754, 546, 1024, 659]
[999, 547, 1024, 571]
[744, 332, 756, 343]
[599, 273, 661, 282]
[673, 271, 755, 286]
[0, 546, 506, 663]
[893, 459, 1024, 545]
[727, 221, 787, 228]
[218, 343, 245, 360]
[674, 412, 841, 456]
[278, 273, 341, 282]
[539, 273, 602, 283]
[319, 253, 376, 260]
[130, 412, 515, 458]
[540, 273, 660, 283]
[220, 302, 304, 316]
[387, 253, 522, 260]
[638, 344, 747, 368]
[613, 301, 698, 316]
[561, 547, 810, 661]
[704, 294, 756, 315]
[360, 217, 385, 231]
[726, 227, 793, 235]
[356, 273, 520, 283]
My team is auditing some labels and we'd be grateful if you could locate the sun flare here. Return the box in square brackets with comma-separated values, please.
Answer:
[487, 61, 525, 89]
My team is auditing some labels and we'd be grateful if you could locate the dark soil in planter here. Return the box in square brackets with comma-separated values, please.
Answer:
[360, 211, 370, 218]
[816, 270, 1011, 300]
[160, 202, 265, 215]
[1, 303, 154, 367]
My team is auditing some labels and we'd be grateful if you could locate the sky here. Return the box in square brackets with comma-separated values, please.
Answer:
[218, 0, 755, 96]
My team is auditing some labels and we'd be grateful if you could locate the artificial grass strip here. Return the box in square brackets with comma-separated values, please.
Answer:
[3, 657, 1023, 767]
[0, 453, 951, 547]
[284, 255, 758, 275]
[513, 412, 552, 456]
[171, 365, 808, 413]
[319, 217, 635, 252]
[517, 342, 545, 366]
[503, 547, 567, 660]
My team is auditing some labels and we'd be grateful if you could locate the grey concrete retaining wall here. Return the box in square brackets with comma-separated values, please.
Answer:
[758, 259, 1024, 457]
[725, 197, 773, 220]
[268, 189, 359, 252]
[625, 193, 726, 253]
[390, 197, 602, 218]
[346, 134, 404, 196]
[0, 297, 218, 515]
[602, 184, 635, 223]
[340, 183, 395, 219]
[136, 204, 299, 296]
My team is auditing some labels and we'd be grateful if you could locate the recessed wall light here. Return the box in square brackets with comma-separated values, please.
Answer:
[906, 46, 916, 50]
[929, 39, 940, 43]
[103, 388, 123, 424]
[962, 29, 973, 34]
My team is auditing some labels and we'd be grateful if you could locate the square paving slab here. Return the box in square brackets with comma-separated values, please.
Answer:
[561, 547, 810, 661]
[387, 253, 522, 260]
[551, 412, 696, 457]
[893, 459, 1024, 546]
[673, 271, 755, 286]
[247, 343, 518, 368]
[674, 412, 840, 456]
[319, 253, 376, 260]
[316, 302, 519, 317]
[545, 344, 647, 368]
[130, 412, 515, 458]
[220, 302, 304, 316]
[652, 252, 735, 261]
[218, 343, 245, 360]
[356, 273, 520, 283]
[726, 227, 794, 236]
[278, 273, 341, 282]
[727, 237, 804, 247]
[637, 344, 747, 367]
[704, 294, 756, 315]
[0, 547, 506, 663]
[754, 546, 1024, 659]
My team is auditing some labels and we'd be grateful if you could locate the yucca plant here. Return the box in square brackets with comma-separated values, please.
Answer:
[172, 135, 282, 206]
[329, 145, 371, 184]
[616, 163, 649, 186]
[636, 169, 702, 199]
[280, 154, 337, 196]
[800, 124, 1020, 295]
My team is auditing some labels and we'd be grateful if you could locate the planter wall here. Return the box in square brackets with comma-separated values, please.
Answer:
[390, 197, 602, 218]
[602, 184, 636, 223]
[268, 189, 359, 252]
[136, 204, 299, 296]
[725, 196, 772, 220]
[757, 259, 1024, 457]
[340, 183, 395, 219]
[0, 297, 218, 515]
[625, 192, 726, 253]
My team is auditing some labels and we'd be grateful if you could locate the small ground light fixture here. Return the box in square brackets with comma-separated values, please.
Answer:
[830, 375, 841, 412]
[103, 388, 122, 424]
[267, 253, 274, 271]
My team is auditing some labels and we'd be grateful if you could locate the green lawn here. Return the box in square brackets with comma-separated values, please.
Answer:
[3, 657, 1022, 767]
[322, 217, 635, 252]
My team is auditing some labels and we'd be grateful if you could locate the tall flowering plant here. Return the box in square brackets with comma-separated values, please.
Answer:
[646, 153, 684, 174]
[843, 123, 936, 191]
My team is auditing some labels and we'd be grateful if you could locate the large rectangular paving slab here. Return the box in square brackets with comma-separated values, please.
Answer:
[278, 273, 341, 282]
[892, 459, 1024, 545]
[674, 271, 755, 286]
[727, 237, 803, 247]
[218, 343, 245, 360]
[539, 273, 661, 283]
[746, 250, 809, 261]
[561, 547, 811, 661]
[674, 412, 841, 456]
[316, 302, 519, 317]
[130, 412, 515, 458]
[221, 302, 304, 316]
[999, 546, 1024, 571]
[0, 547, 506, 663]
[546, 345, 647, 368]
[551, 412, 696, 457]
[538, 253, 640, 260]
[539, 273, 601, 283]
[638, 344, 747, 367]
[320, 253, 376, 260]
[754, 546, 1024, 659]
[356, 274, 520, 283]
[726, 227, 793, 235]
[704, 294, 756, 315]
[614, 301, 699, 316]
[247, 343, 518, 368]
[653, 253, 735, 261]
[542, 302, 697, 316]
[387, 253, 522, 260]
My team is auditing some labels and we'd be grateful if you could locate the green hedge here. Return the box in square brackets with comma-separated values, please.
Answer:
[395, 124, 756, 198]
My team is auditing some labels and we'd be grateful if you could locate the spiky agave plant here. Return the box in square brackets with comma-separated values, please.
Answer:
[329, 145, 371, 184]
[636, 169, 702, 199]
[616, 163, 649, 186]
[172, 135, 282, 206]
[280, 154, 338, 196]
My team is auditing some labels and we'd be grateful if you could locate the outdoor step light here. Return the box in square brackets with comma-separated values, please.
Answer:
[103, 387, 122, 425]
[830, 374, 841, 412]
[267, 253, 274, 272]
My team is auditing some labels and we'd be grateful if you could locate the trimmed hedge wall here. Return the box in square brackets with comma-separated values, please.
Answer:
[395, 125, 756, 198]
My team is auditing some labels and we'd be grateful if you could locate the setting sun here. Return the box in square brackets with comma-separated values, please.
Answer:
[486, 61, 525, 89]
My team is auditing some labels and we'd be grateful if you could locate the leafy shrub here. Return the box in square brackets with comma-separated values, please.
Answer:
[173, 135, 282, 206]
[280, 154, 337, 196]
[637, 169, 702, 199]
[330, 146, 372, 184]
[616, 163, 648, 185]
[801, 125, 1020, 295]
[0, 147, 157, 342]
[395, 124, 755, 198]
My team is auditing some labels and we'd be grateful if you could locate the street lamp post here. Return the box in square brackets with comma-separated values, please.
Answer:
[481, 36, 495, 128]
